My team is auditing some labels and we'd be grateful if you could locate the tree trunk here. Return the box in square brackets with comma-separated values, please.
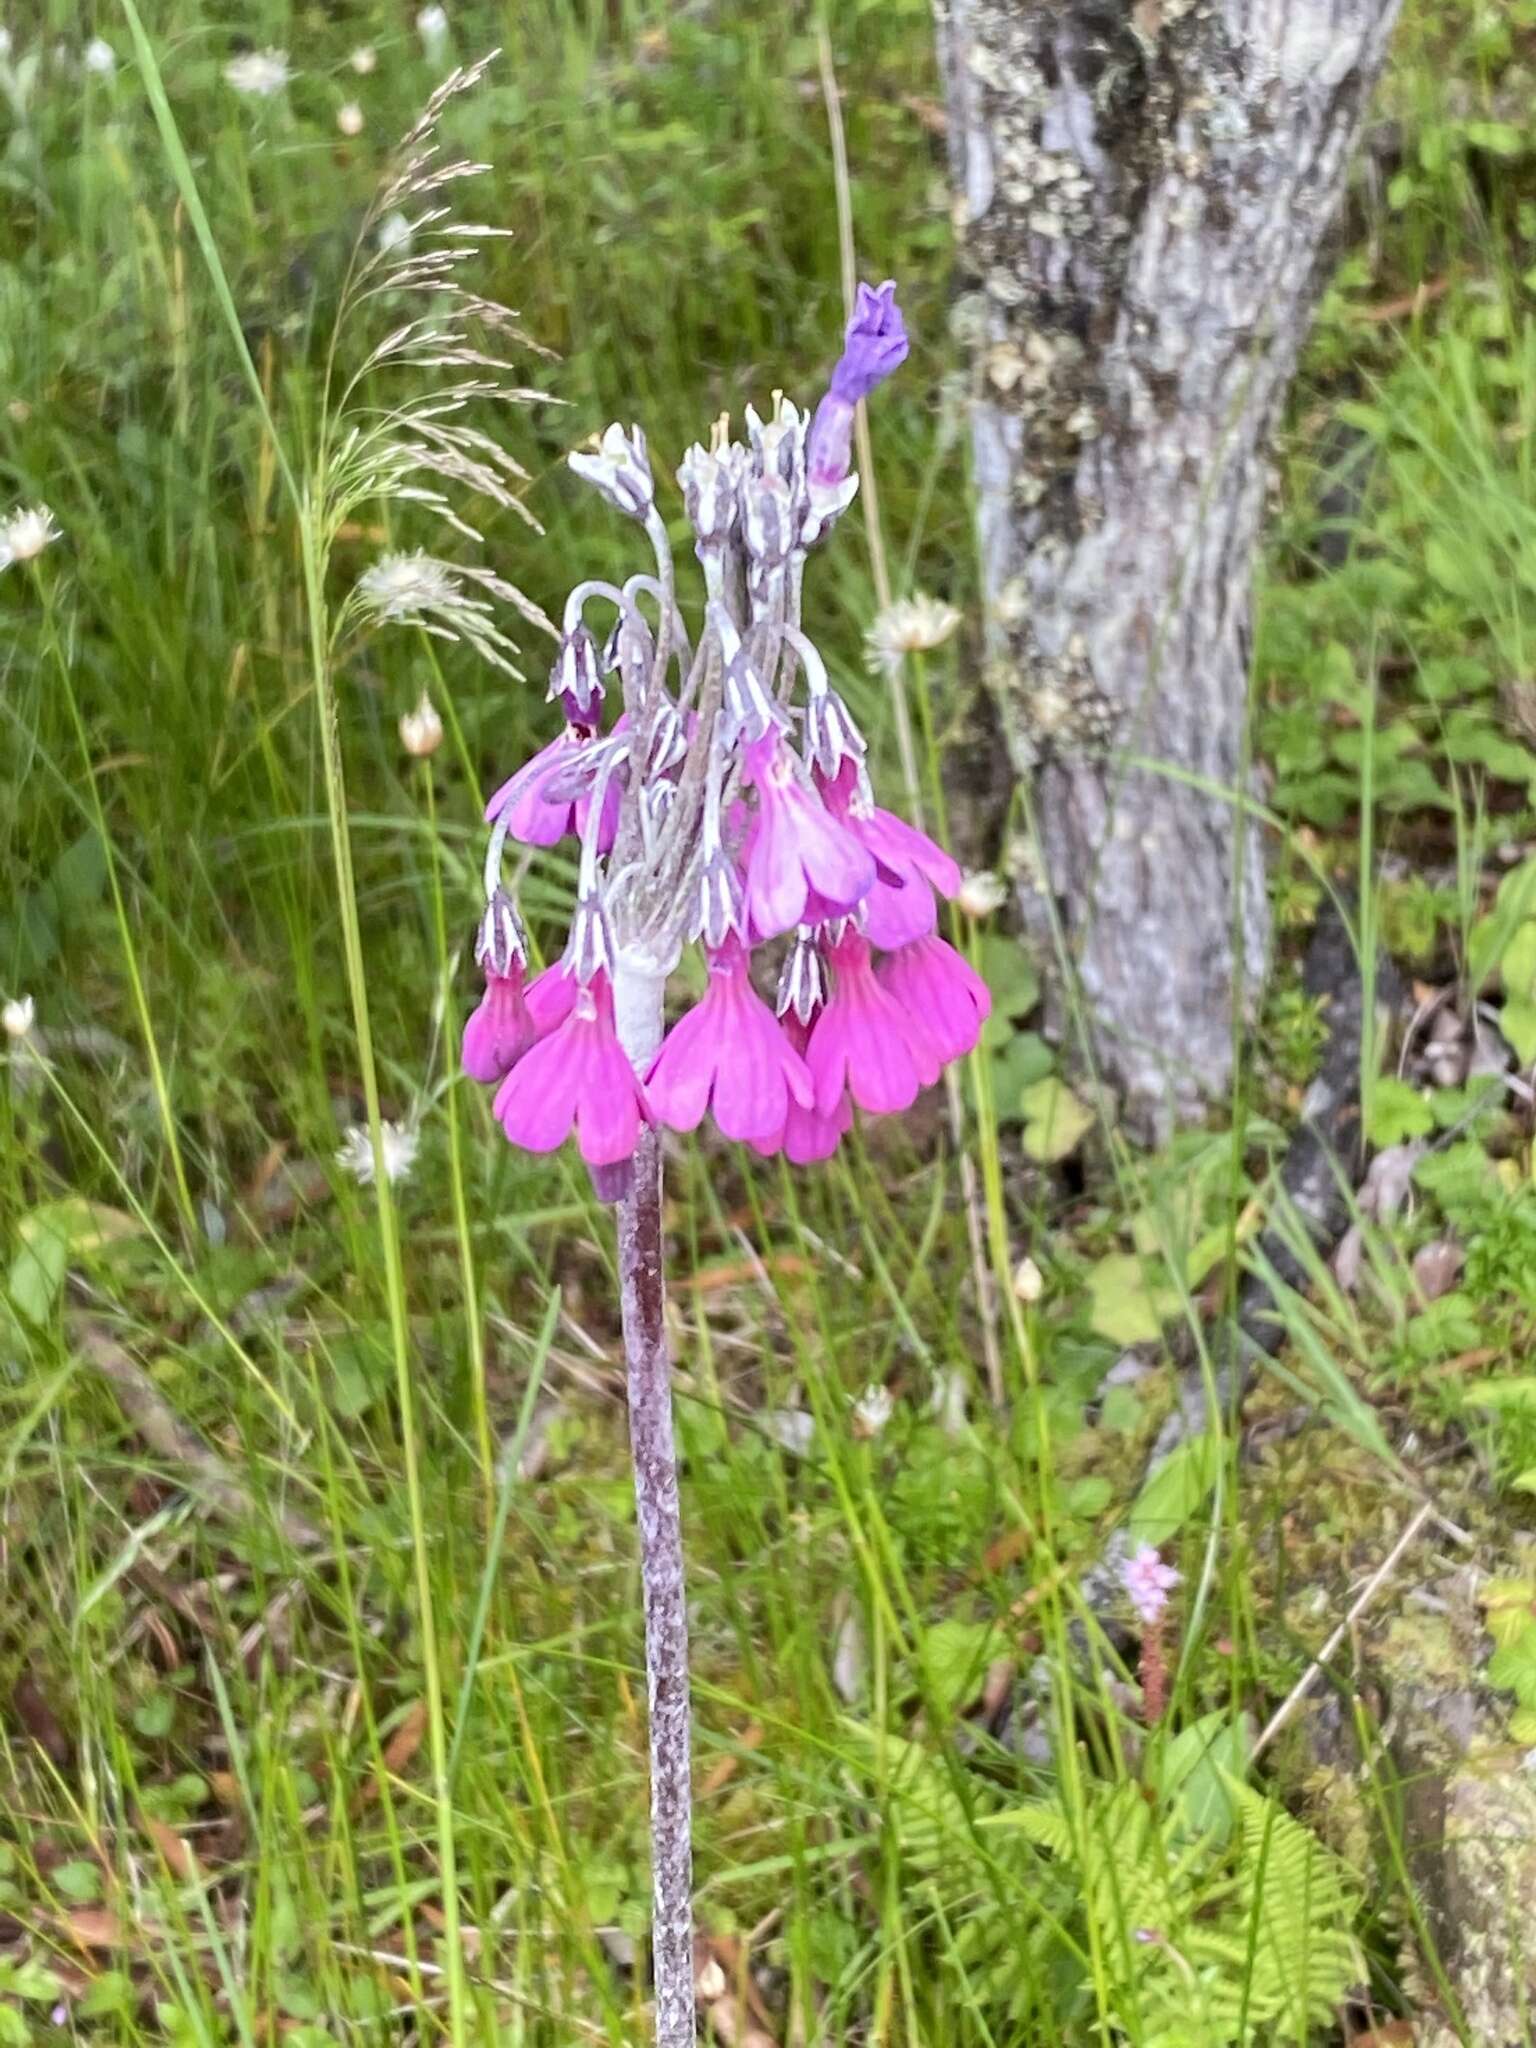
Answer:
[933, 0, 1400, 1136]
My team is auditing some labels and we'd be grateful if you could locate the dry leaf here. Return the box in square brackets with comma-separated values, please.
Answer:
[140, 1812, 194, 1880]
[1411, 1238, 1464, 1307]
[382, 1700, 429, 1775]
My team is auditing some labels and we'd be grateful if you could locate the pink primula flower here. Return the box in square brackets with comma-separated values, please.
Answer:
[754, 1010, 852, 1163]
[525, 961, 580, 1038]
[494, 972, 650, 1167]
[461, 970, 534, 1083]
[878, 933, 990, 1063]
[484, 726, 621, 851]
[818, 760, 962, 950]
[741, 737, 874, 940]
[806, 929, 940, 1116]
[647, 937, 814, 1145]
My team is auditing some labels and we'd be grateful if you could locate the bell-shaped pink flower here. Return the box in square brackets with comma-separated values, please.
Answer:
[806, 929, 940, 1116]
[462, 970, 534, 1083]
[818, 760, 961, 950]
[878, 933, 991, 1063]
[485, 727, 621, 851]
[525, 962, 580, 1039]
[754, 1010, 851, 1163]
[493, 972, 650, 1167]
[647, 936, 814, 1145]
[742, 737, 875, 941]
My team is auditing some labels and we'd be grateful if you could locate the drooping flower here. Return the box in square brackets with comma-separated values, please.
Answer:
[462, 973, 532, 1082]
[568, 423, 654, 521]
[864, 593, 960, 678]
[224, 47, 292, 96]
[484, 726, 620, 850]
[1122, 1544, 1181, 1628]
[493, 973, 650, 1167]
[336, 1120, 419, 1187]
[805, 929, 939, 1116]
[741, 738, 874, 940]
[0, 504, 61, 569]
[817, 760, 961, 951]
[877, 933, 990, 1064]
[646, 936, 813, 1146]
[806, 280, 909, 488]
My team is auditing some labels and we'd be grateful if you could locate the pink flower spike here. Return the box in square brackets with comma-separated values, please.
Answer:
[484, 727, 621, 851]
[1122, 1544, 1181, 1627]
[741, 738, 875, 941]
[878, 933, 991, 1063]
[806, 928, 940, 1117]
[647, 937, 814, 1146]
[494, 971, 650, 1167]
[462, 971, 534, 1083]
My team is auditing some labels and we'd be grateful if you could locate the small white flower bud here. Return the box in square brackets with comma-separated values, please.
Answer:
[3, 994, 36, 1040]
[852, 1385, 895, 1438]
[337, 102, 364, 136]
[958, 870, 1008, 918]
[84, 37, 116, 75]
[349, 44, 377, 74]
[399, 692, 444, 758]
[1012, 1255, 1044, 1304]
[417, 4, 450, 55]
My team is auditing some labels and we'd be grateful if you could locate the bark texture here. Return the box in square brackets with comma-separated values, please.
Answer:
[933, 0, 1400, 1134]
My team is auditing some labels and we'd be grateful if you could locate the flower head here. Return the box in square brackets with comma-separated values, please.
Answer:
[806, 929, 940, 1116]
[818, 761, 961, 951]
[224, 48, 292, 96]
[83, 36, 115, 75]
[336, 1120, 419, 1187]
[646, 936, 813, 1147]
[484, 726, 621, 851]
[957, 869, 1008, 919]
[1122, 1544, 1181, 1628]
[358, 551, 458, 622]
[742, 738, 874, 940]
[493, 973, 651, 1170]
[877, 934, 990, 1064]
[569, 423, 654, 521]
[0, 504, 61, 569]
[349, 44, 377, 74]
[399, 692, 444, 758]
[337, 101, 365, 137]
[865, 594, 960, 678]
[2, 995, 35, 1040]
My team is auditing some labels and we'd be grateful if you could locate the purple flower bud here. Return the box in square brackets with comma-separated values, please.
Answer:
[547, 622, 605, 723]
[803, 684, 867, 782]
[740, 470, 793, 571]
[569, 422, 654, 520]
[676, 442, 740, 553]
[775, 928, 826, 1026]
[691, 849, 745, 950]
[807, 280, 908, 489]
[564, 887, 616, 985]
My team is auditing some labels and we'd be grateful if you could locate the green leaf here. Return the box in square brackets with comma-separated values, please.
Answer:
[1085, 1252, 1178, 1345]
[1501, 995, 1536, 1065]
[1510, 1707, 1536, 1744]
[7, 1213, 70, 1327]
[976, 936, 1040, 1019]
[1020, 1077, 1094, 1163]
[1158, 1710, 1253, 1843]
[1366, 1076, 1435, 1146]
[51, 1859, 102, 1903]
[1066, 1475, 1113, 1518]
[1466, 1377, 1536, 1411]
[1487, 1624, 1536, 1703]
[1128, 1434, 1216, 1547]
[988, 1029, 1054, 1103]
[919, 1618, 1001, 1719]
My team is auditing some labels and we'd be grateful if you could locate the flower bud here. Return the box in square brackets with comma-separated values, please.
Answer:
[676, 442, 739, 553]
[399, 691, 444, 757]
[568, 423, 653, 520]
[547, 623, 605, 724]
[691, 851, 745, 950]
[3, 994, 35, 1040]
[852, 1384, 894, 1438]
[958, 870, 1008, 918]
[1012, 1255, 1044, 1304]
[740, 470, 793, 571]
[564, 888, 616, 984]
[803, 685, 867, 782]
[720, 654, 785, 750]
[775, 929, 825, 1025]
[475, 889, 527, 979]
[337, 101, 364, 136]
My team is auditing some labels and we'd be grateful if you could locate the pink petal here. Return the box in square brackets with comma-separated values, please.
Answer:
[574, 1040, 648, 1165]
[526, 964, 580, 1038]
[462, 976, 534, 1083]
[862, 871, 937, 951]
[646, 1002, 721, 1133]
[494, 1027, 583, 1152]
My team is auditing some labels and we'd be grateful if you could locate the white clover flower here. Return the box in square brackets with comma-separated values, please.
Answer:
[852, 1384, 895, 1437]
[0, 504, 61, 569]
[957, 869, 1008, 918]
[376, 210, 413, 256]
[416, 4, 449, 54]
[2, 994, 35, 1040]
[349, 44, 377, 74]
[337, 101, 364, 136]
[399, 691, 444, 758]
[358, 550, 460, 622]
[83, 36, 115, 76]
[864, 594, 961, 678]
[224, 48, 292, 97]
[335, 1120, 419, 1187]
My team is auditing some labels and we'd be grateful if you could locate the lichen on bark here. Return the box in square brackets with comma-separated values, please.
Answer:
[934, 0, 1402, 1135]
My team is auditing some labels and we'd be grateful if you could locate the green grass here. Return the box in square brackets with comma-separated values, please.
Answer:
[5, 0, 1536, 2042]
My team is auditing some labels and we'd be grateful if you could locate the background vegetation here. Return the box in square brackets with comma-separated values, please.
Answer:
[4, 1, 1536, 2041]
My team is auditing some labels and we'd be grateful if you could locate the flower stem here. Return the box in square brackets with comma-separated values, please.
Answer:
[613, 963, 696, 2048]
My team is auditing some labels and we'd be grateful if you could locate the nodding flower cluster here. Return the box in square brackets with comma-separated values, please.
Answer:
[463, 281, 990, 1198]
